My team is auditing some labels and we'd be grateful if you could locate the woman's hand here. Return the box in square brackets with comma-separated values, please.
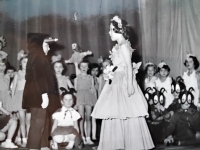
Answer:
[128, 84, 135, 97]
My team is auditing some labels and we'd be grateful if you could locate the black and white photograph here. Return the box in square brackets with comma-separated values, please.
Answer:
[0, 0, 200, 150]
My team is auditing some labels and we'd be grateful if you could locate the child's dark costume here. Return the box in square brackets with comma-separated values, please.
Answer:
[22, 33, 61, 149]
[165, 107, 200, 145]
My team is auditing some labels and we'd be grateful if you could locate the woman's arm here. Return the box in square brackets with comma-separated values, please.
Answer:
[121, 44, 134, 96]
[11, 73, 18, 97]
[74, 78, 77, 91]
[91, 76, 97, 98]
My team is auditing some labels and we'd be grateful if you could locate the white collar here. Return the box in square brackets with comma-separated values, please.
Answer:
[61, 106, 74, 112]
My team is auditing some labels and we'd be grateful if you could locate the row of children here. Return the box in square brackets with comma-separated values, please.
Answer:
[144, 54, 200, 146]
[0, 40, 111, 149]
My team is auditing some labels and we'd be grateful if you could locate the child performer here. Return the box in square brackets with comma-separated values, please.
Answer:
[0, 101, 18, 148]
[144, 62, 157, 91]
[50, 87, 83, 149]
[88, 63, 101, 140]
[164, 88, 200, 146]
[148, 88, 172, 145]
[182, 54, 200, 108]
[11, 50, 30, 147]
[5, 65, 16, 90]
[98, 58, 111, 95]
[155, 61, 174, 108]
[0, 54, 13, 112]
[51, 55, 74, 94]
[74, 60, 97, 144]
[65, 43, 92, 76]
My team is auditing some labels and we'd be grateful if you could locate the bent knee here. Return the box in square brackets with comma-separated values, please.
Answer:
[53, 135, 65, 143]
[0, 132, 6, 141]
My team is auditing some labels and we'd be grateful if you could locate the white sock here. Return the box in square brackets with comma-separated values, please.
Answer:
[6, 139, 11, 142]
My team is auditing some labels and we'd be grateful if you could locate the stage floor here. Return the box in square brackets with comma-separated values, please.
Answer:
[0, 144, 200, 150]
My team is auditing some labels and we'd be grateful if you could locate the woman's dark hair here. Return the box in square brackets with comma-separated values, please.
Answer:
[184, 56, 200, 70]
[145, 64, 157, 74]
[51, 60, 67, 75]
[157, 65, 170, 73]
[19, 56, 28, 70]
[111, 18, 137, 48]
[88, 63, 100, 76]
[78, 59, 90, 69]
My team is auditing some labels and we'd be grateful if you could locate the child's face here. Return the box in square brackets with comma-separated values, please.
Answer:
[62, 94, 73, 108]
[147, 66, 155, 77]
[0, 63, 6, 73]
[6, 69, 15, 78]
[159, 68, 168, 77]
[91, 68, 99, 77]
[54, 62, 64, 75]
[102, 61, 110, 69]
[173, 85, 181, 98]
[80, 63, 88, 73]
[185, 58, 194, 69]
[21, 58, 28, 70]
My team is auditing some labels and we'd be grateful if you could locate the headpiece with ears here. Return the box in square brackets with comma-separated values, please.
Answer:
[186, 54, 196, 61]
[17, 50, 28, 61]
[60, 87, 77, 99]
[158, 60, 166, 69]
[144, 87, 154, 105]
[144, 62, 155, 68]
[152, 87, 166, 106]
[171, 76, 186, 94]
[178, 87, 194, 104]
[0, 36, 7, 49]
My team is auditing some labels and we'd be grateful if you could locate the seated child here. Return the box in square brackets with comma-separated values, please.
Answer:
[147, 88, 172, 145]
[50, 87, 83, 149]
[164, 87, 200, 146]
[0, 101, 18, 148]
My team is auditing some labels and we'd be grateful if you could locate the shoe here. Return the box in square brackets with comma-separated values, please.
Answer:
[51, 143, 58, 149]
[21, 138, 27, 147]
[1, 140, 18, 148]
[86, 137, 94, 145]
[82, 137, 87, 145]
[15, 137, 21, 145]
[66, 141, 75, 149]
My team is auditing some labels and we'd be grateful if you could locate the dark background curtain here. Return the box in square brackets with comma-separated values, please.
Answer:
[0, 0, 141, 75]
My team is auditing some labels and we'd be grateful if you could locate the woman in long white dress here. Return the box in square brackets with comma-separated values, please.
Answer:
[91, 16, 154, 150]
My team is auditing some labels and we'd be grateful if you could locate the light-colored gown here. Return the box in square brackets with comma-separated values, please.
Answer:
[91, 41, 154, 150]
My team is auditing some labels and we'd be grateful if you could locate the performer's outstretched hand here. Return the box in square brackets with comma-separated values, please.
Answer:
[128, 85, 135, 97]
[41, 93, 49, 109]
[164, 135, 174, 145]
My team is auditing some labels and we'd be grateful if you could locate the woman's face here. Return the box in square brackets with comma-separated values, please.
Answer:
[0, 62, 6, 73]
[109, 24, 120, 41]
[62, 94, 73, 108]
[80, 63, 89, 73]
[21, 58, 28, 70]
[54, 62, 64, 75]
[186, 58, 194, 69]
[159, 68, 168, 77]
[42, 42, 50, 55]
[91, 68, 99, 77]
[147, 66, 155, 77]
